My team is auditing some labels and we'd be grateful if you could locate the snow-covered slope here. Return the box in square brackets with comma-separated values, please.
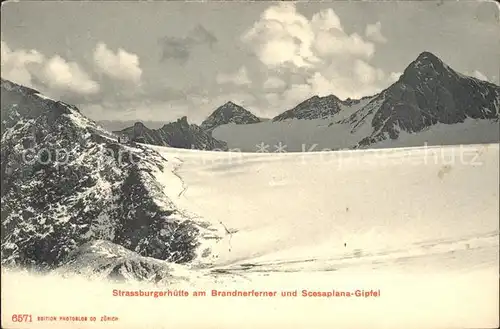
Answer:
[353, 52, 500, 147]
[1, 78, 222, 273]
[211, 52, 499, 152]
[212, 116, 498, 152]
[2, 139, 498, 329]
[55, 240, 192, 284]
[272, 94, 374, 122]
[149, 142, 499, 269]
[211, 96, 379, 152]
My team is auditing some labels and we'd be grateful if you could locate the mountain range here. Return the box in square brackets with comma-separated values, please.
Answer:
[114, 116, 228, 151]
[105, 51, 499, 152]
[1, 50, 499, 282]
[1, 78, 221, 279]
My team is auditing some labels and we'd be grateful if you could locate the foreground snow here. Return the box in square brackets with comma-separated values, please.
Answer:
[150, 143, 499, 269]
[2, 143, 499, 328]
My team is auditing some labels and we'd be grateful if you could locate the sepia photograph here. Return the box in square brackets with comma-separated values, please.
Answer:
[1, 0, 499, 328]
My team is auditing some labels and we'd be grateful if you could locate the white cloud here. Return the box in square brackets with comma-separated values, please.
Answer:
[281, 83, 314, 108]
[463, 70, 499, 84]
[389, 72, 402, 83]
[241, 3, 319, 68]
[1, 40, 44, 88]
[365, 22, 388, 43]
[41, 55, 100, 95]
[265, 92, 281, 104]
[216, 66, 251, 86]
[353, 59, 385, 85]
[1, 39, 99, 95]
[243, 4, 390, 103]
[310, 8, 343, 32]
[263, 76, 286, 89]
[313, 30, 374, 59]
[472, 70, 489, 81]
[93, 42, 142, 83]
[242, 4, 376, 70]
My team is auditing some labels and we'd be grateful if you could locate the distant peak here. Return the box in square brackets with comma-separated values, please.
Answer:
[177, 116, 189, 124]
[223, 101, 239, 107]
[133, 122, 145, 128]
[301, 94, 341, 104]
[416, 51, 440, 61]
[399, 51, 451, 84]
[412, 51, 446, 68]
[214, 101, 250, 115]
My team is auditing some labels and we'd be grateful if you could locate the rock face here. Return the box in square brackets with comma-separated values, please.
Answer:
[119, 122, 166, 146]
[273, 95, 344, 121]
[265, 51, 499, 149]
[352, 51, 500, 147]
[200, 101, 261, 132]
[56, 240, 188, 284]
[272, 95, 376, 122]
[0, 78, 217, 273]
[116, 116, 228, 151]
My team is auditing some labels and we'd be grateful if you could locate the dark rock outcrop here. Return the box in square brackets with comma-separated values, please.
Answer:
[354, 51, 500, 146]
[116, 116, 228, 151]
[1, 78, 216, 273]
[272, 95, 344, 121]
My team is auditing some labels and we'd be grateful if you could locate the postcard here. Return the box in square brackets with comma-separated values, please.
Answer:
[1, 1, 499, 328]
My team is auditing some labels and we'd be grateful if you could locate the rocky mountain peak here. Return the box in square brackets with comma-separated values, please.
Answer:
[400, 51, 452, 86]
[177, 116, 189, 126]
[200, 102, 261, 132]
[224, 101, 237, 107]
[215, 101, 247, 116]
[272, 94, 344, 121]
[353, 52, 500, 147]
[116, 116, 227, 151]
[415, 51, 443, 64]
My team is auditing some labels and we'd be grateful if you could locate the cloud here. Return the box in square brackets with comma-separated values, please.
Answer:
[263, 76, 286, 89]
[242, 4, 376, 69]
[1, 39, 99, 95]
[216, 67, 251, 86]
[472, 70, 489, 81]
[365, 22, 388, 43]
[159, 25, 217, 63]
[353, 59, 385, 85]
[93, 43, 142, 83]
[282, 83, 314, 107]
[1, 40, 44, 88]
[243, 4, 395, 103]
[388, 72, 402, 83]
[463, 70, 499, 84]
[313, 30, 375, 59]
[241, 4, 319, 68]
[40, 55, 100, 95]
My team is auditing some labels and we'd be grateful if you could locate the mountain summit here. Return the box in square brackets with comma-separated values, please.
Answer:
[352, 51, 500, 146]
[210, 51, 499, 152]
[200, 101, 261, 132]
[116, 116, 228, 150]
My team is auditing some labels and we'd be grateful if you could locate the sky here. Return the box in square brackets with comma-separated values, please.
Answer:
[1, 0, 499, 124]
